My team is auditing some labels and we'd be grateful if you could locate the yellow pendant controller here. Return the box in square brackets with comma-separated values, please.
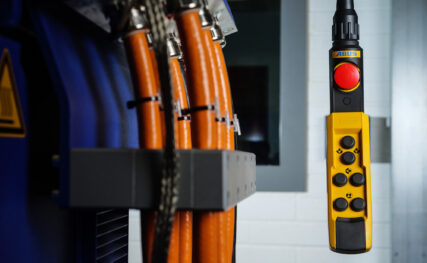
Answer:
[327, 0, 372, 254]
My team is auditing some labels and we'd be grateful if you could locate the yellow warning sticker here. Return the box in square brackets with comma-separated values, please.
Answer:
[0, 49, 25, 138]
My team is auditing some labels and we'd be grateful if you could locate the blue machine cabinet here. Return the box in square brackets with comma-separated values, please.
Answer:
[0, 1, 140, 262]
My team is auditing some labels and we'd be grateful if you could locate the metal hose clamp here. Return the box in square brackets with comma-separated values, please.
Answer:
[198, 6, 214, 29]
[167, 33, 183, 59]
[128, 5, 149, 31]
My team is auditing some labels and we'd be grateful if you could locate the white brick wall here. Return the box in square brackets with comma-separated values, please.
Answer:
[235, 0, 392, 262]
[128, 0, 392, 262]
[129, 209, 143, 263]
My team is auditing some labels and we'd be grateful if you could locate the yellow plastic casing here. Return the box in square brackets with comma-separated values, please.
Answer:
[326, 112, 372, 252]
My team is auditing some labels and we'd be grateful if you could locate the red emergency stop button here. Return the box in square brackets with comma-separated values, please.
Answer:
[334, 63, 360, 91]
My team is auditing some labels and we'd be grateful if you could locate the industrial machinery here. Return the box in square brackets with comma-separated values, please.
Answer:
[0, 0, 375, 261]
[0, 0, 255, 262]
[326, 0, 372, 254]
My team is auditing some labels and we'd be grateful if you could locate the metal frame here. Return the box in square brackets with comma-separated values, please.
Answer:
[256, 0, 308, 191]
[391, 0, 427, 261]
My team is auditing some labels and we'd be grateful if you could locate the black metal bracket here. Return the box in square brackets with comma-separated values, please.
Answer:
[69, 149, 256, 211]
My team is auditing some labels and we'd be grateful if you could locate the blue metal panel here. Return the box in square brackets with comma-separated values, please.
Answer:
[0, 0, 22, 27]
[29, 2, 138, 262]
[31, 2, 138, 206]
[0, 1, 138, 262]
[32, 5, 138, 148]
[0, 35, 33, 262]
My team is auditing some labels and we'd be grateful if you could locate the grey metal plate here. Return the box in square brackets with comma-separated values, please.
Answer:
[69, 149, 256, 211]
[391, 0, 427, 262]
[254, 0, 308, 192]
[370, 117, 391, 163]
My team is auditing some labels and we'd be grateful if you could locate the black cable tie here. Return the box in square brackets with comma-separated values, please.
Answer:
[215, 117, 227, 122]
[181, 105, 215, 115]
[177, 115, 191, 121]
[127, 96, 160, 109]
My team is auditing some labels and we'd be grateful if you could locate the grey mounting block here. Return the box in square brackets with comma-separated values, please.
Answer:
[70, 149, 256, 211]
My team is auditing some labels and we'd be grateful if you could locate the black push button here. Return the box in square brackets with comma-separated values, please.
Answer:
[350, 173, 365, 186]
[341, 136, 355, 149]
[333, 173, 347, 187]
[350, 198, 366, 212]
[341, 152, 356, 165]
[334, 198, 348, 211]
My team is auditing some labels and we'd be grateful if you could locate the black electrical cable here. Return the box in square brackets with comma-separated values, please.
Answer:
[144, 0, 179, 262]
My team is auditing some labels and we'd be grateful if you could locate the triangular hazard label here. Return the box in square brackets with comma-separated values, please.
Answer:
[0, 49, 25, 138]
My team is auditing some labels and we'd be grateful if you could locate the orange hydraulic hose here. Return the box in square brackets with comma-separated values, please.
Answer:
[203, 28, 229, 263]
[213, 41, 234, 150]
[150, 47, 167, 146]
[170, 58, 192, 150]
[202, 29, 225, 149]
[124, 30, 163, 149]
[150, 49, 160, 88]
[179, 212, 193, 263]
[141, 212, 156, 263]
[124, 30, 163, 263]
[175, 10, 218, 263]
[170, 57, 193, 263]
[224, 208, 235, 262]
[176, 11, 217, 149]
[169, 216, 180, 263]
[213, 41, 236, 262]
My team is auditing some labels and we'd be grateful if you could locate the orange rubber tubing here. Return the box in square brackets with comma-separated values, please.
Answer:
[179, 211, 193, 263]
[175, 10, 218, 263]
[141, 212, 156, 263]
[124, 30, 163, 263]
[124, 30, 163, 150]
[213, 41, 236, 262]
[171, 58, 193, 263]
[149, 48, 167, 146]
[203, 29, 230, 263]
[176, 10, 217, 149]
[169, 215, 180, 263]
[202, 29, 224, 149]
[170, 58, 193, 150]
[213, 42, 234, 150]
